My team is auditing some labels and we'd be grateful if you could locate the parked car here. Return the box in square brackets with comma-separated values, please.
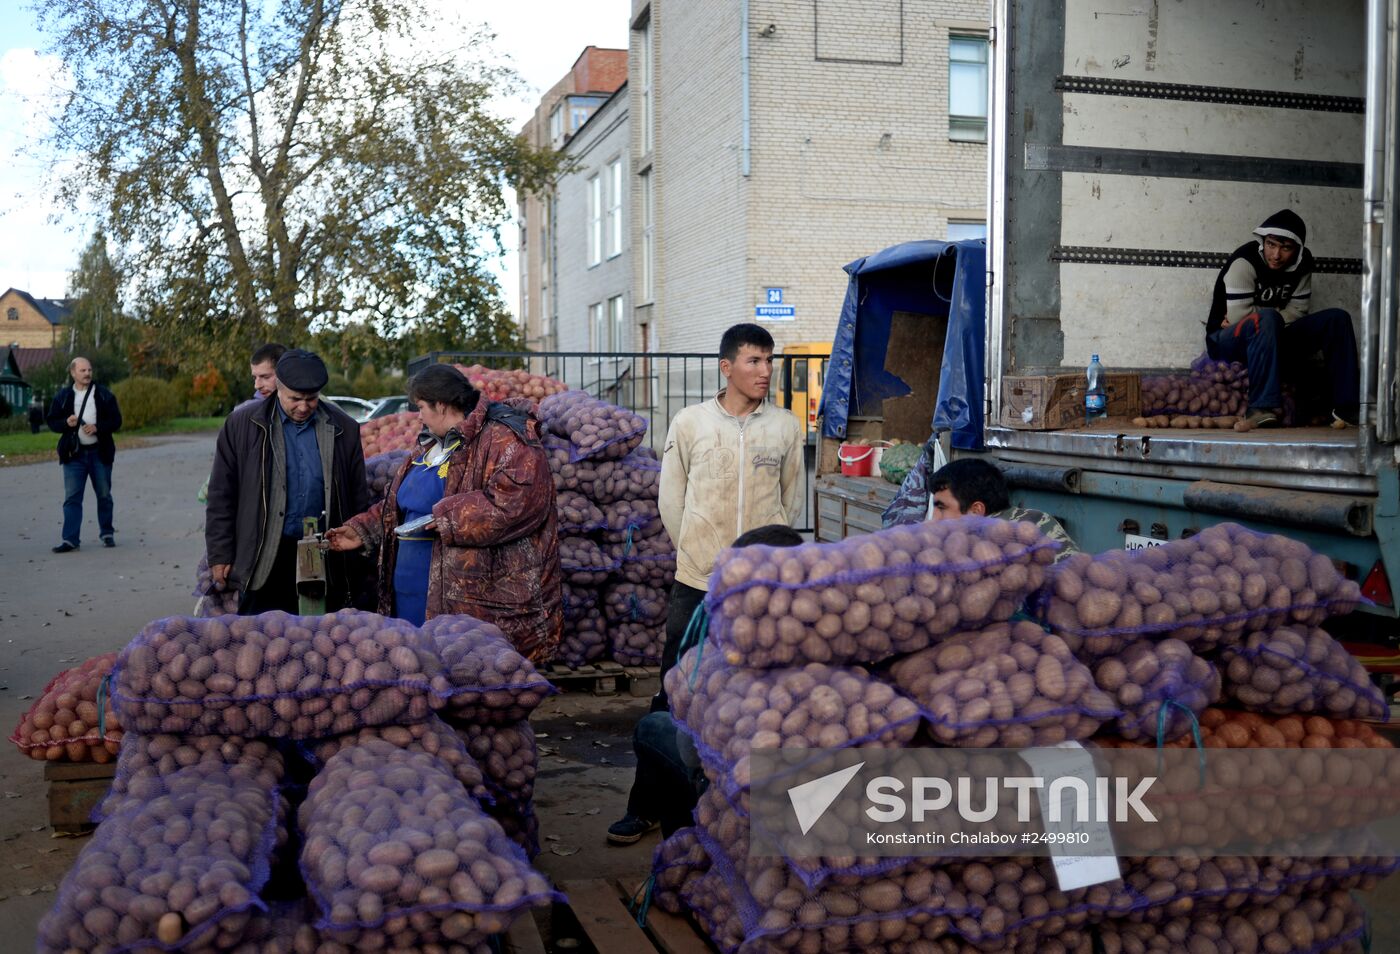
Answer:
[368, 395, 415, 419]
[324, 395, 377, 422]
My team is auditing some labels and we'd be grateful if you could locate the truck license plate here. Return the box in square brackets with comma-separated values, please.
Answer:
[1123, 534, 1165, 550]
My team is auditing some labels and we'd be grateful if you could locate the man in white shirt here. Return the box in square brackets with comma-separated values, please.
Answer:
[47, 357, 123, 552]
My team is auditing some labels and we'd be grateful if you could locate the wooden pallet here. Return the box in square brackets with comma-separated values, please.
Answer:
[44, 760, 116, 834]
[545, 661, 661, 698]
[547, 878, 712, 954]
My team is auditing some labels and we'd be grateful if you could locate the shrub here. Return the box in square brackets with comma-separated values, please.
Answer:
[110, 376, 182, 430]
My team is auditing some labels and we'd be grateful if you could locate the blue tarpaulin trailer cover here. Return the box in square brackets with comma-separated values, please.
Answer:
[819, 239, 986, 450]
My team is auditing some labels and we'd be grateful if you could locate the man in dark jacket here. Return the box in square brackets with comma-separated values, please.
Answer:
[205, 349, 369, 613]
[1205, 209, 1359, 430]
[47, 356, 122, 553]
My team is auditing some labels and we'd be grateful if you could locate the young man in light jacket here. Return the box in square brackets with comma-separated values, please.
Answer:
[607, 322, 804, 844]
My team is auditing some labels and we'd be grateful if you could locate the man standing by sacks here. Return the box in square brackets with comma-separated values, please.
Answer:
[48, 356, 122, 553]
[206, 348, 369, 613]
[607, 322, 804, 845]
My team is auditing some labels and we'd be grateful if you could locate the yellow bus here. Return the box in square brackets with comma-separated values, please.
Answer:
[778, 343, 830, 438]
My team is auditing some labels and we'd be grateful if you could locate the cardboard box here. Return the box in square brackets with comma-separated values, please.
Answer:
[1001, 372, 1141, 430]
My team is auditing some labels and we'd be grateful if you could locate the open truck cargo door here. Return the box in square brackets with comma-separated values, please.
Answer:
[1367, 0, 1400, 443]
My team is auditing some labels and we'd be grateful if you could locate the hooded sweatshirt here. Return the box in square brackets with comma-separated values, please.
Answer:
[1207, 208, 1314, 335]
[658, 392, 804, 591]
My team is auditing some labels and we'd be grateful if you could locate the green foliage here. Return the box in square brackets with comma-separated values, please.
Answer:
[36, 0, 559, 373]
[110, 377, 182, 430]
[66, 232, 135, 355]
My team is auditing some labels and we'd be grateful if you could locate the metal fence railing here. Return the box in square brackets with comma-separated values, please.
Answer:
[408, 350, 829, 532]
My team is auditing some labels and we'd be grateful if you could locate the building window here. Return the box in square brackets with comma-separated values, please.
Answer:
[5, 307, 17, 321]
[608, 295, 625, 351]
[587, 174, 602, 267]
[639, 18, 654, 155]
[606, 159, 624, 259]
[640, 169, 655, 302]
[949, 34, 989, 142]
[946, 219, 986, 241]
[590, 302, 606, 351]
[519, 225, 529, 321]
[549, 105, 564, 148]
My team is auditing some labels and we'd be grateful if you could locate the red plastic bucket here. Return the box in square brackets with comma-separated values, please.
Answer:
[838, 443, 878, 477]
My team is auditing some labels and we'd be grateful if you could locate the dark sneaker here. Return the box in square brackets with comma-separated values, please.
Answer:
[52, 542, 78, 553]
[1235, 408, 1281, 432]
[606, 813, 658, 845]
[102, 535, 115, 548]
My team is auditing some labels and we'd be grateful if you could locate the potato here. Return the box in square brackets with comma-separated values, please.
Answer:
[358, 411, 422, 457]
[450, 364, 567, 409]
[1142, 357, 1248, 420]
[423, 614, 555, 723]
[888, 622, 1118, 747]
[583, 452, 663, 506]
[114, 610, 448, 738]
[192, 553, 243, 616]
[538, 391, 647, 462]
[561, 582, 599, 623]
[650, 828, 710, 915]
[1092, 639, 1220, 743]
[300, 740, 555, 948]
[1040, 524, 1362, 652]
[602, 582, 669, 626]
[363, 449, 411, 504]
[601, 497, 665, 543]
[709, 516, 1057, 669]
[37, 763, 276, 954]
[304, 715, 493, 806]
[12, 652, 123, 763]
[1220, 626, 1387, 720]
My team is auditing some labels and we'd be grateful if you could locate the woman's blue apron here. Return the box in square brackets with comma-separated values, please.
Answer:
[392, 450, 451, 626]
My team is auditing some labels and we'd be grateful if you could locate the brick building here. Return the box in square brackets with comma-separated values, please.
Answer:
[1, 287, 71, 349]
[517, 47, 629, 351]
[627, 0, 990, 356]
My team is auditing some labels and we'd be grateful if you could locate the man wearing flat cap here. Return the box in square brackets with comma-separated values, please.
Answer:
[205, 348, 370, 613]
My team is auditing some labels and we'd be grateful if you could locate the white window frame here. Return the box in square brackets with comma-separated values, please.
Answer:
[639, 19, 654, 155]
[946, 219, 986, 241]
[587, 174, 602, 267]
[948, 34, 989, 143]
[589, 302, 606, 352]
[549, 105, 564, 148]
[640, 169, 655, 303]
[606, 159, 624, 259]
[608, 294, 625, 351]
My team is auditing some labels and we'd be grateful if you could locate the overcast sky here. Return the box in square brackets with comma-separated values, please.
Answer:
[0, 0, 629, 317]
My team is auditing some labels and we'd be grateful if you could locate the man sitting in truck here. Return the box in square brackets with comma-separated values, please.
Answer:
[1206, 209, 1359, 431]
[928, 458, 1080, 560]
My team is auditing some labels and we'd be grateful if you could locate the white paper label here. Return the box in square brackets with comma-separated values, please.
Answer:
[1124, 533, 1166, 550]
[1018, 742, 1122, 892]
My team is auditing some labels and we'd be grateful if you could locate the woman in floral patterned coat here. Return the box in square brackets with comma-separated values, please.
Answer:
[327, 364, 562, 662]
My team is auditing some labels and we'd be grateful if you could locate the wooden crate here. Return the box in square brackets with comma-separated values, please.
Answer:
[545, 661, 661, 697]
[44, 760, 116, 833]
[1000, 372, 1141, 430]
[814, 473, 898, 542]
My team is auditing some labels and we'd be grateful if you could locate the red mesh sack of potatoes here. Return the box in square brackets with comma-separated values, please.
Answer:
[451, 364, 567, 407]
[11, 652, 123, 763]
[359, 412, 421, 457]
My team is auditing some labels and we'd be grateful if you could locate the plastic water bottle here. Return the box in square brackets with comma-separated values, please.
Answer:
[1085, 354, 1107, 423]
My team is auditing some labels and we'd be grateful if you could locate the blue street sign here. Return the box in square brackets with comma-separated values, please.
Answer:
[755, 305, 796, 320]
[765, 288, 784, 304]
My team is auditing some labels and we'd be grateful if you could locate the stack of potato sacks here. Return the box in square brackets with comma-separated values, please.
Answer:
[34, 609, 559, 954]
[649, 518, 1396, 953]
[541, 390, 677, 669]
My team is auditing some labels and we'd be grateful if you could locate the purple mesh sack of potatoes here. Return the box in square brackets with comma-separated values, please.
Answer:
[94, 733, 285, 824]
[887, 621, 1120, 747]
[608, 531, 677, 589]
[561, 583, 599, 624]
[558, 607, 608, 668]
[610, 620, 665, 666]
[298, 740, 558, 948]
[603, 581, 668, 626]
[559, 535, 619, 586]
[556, 490, 606, 534]
[1093, 638, 1222, 743]
[705, 516, 1058, 669]
[114, 610, 448, 738]
[538, 391, 647, 462]
[601, 497, 665, 544]
[193, 554, 241, 616]
[37, 763, 278, 954]
[299, 715, 494, 807]
[364, 450, 410, 502]
[1039, 523, 1363, 655]
[422, 614, 556, 723]
[584, 452, 662, 505]
[1219, 625, 1387, 720]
